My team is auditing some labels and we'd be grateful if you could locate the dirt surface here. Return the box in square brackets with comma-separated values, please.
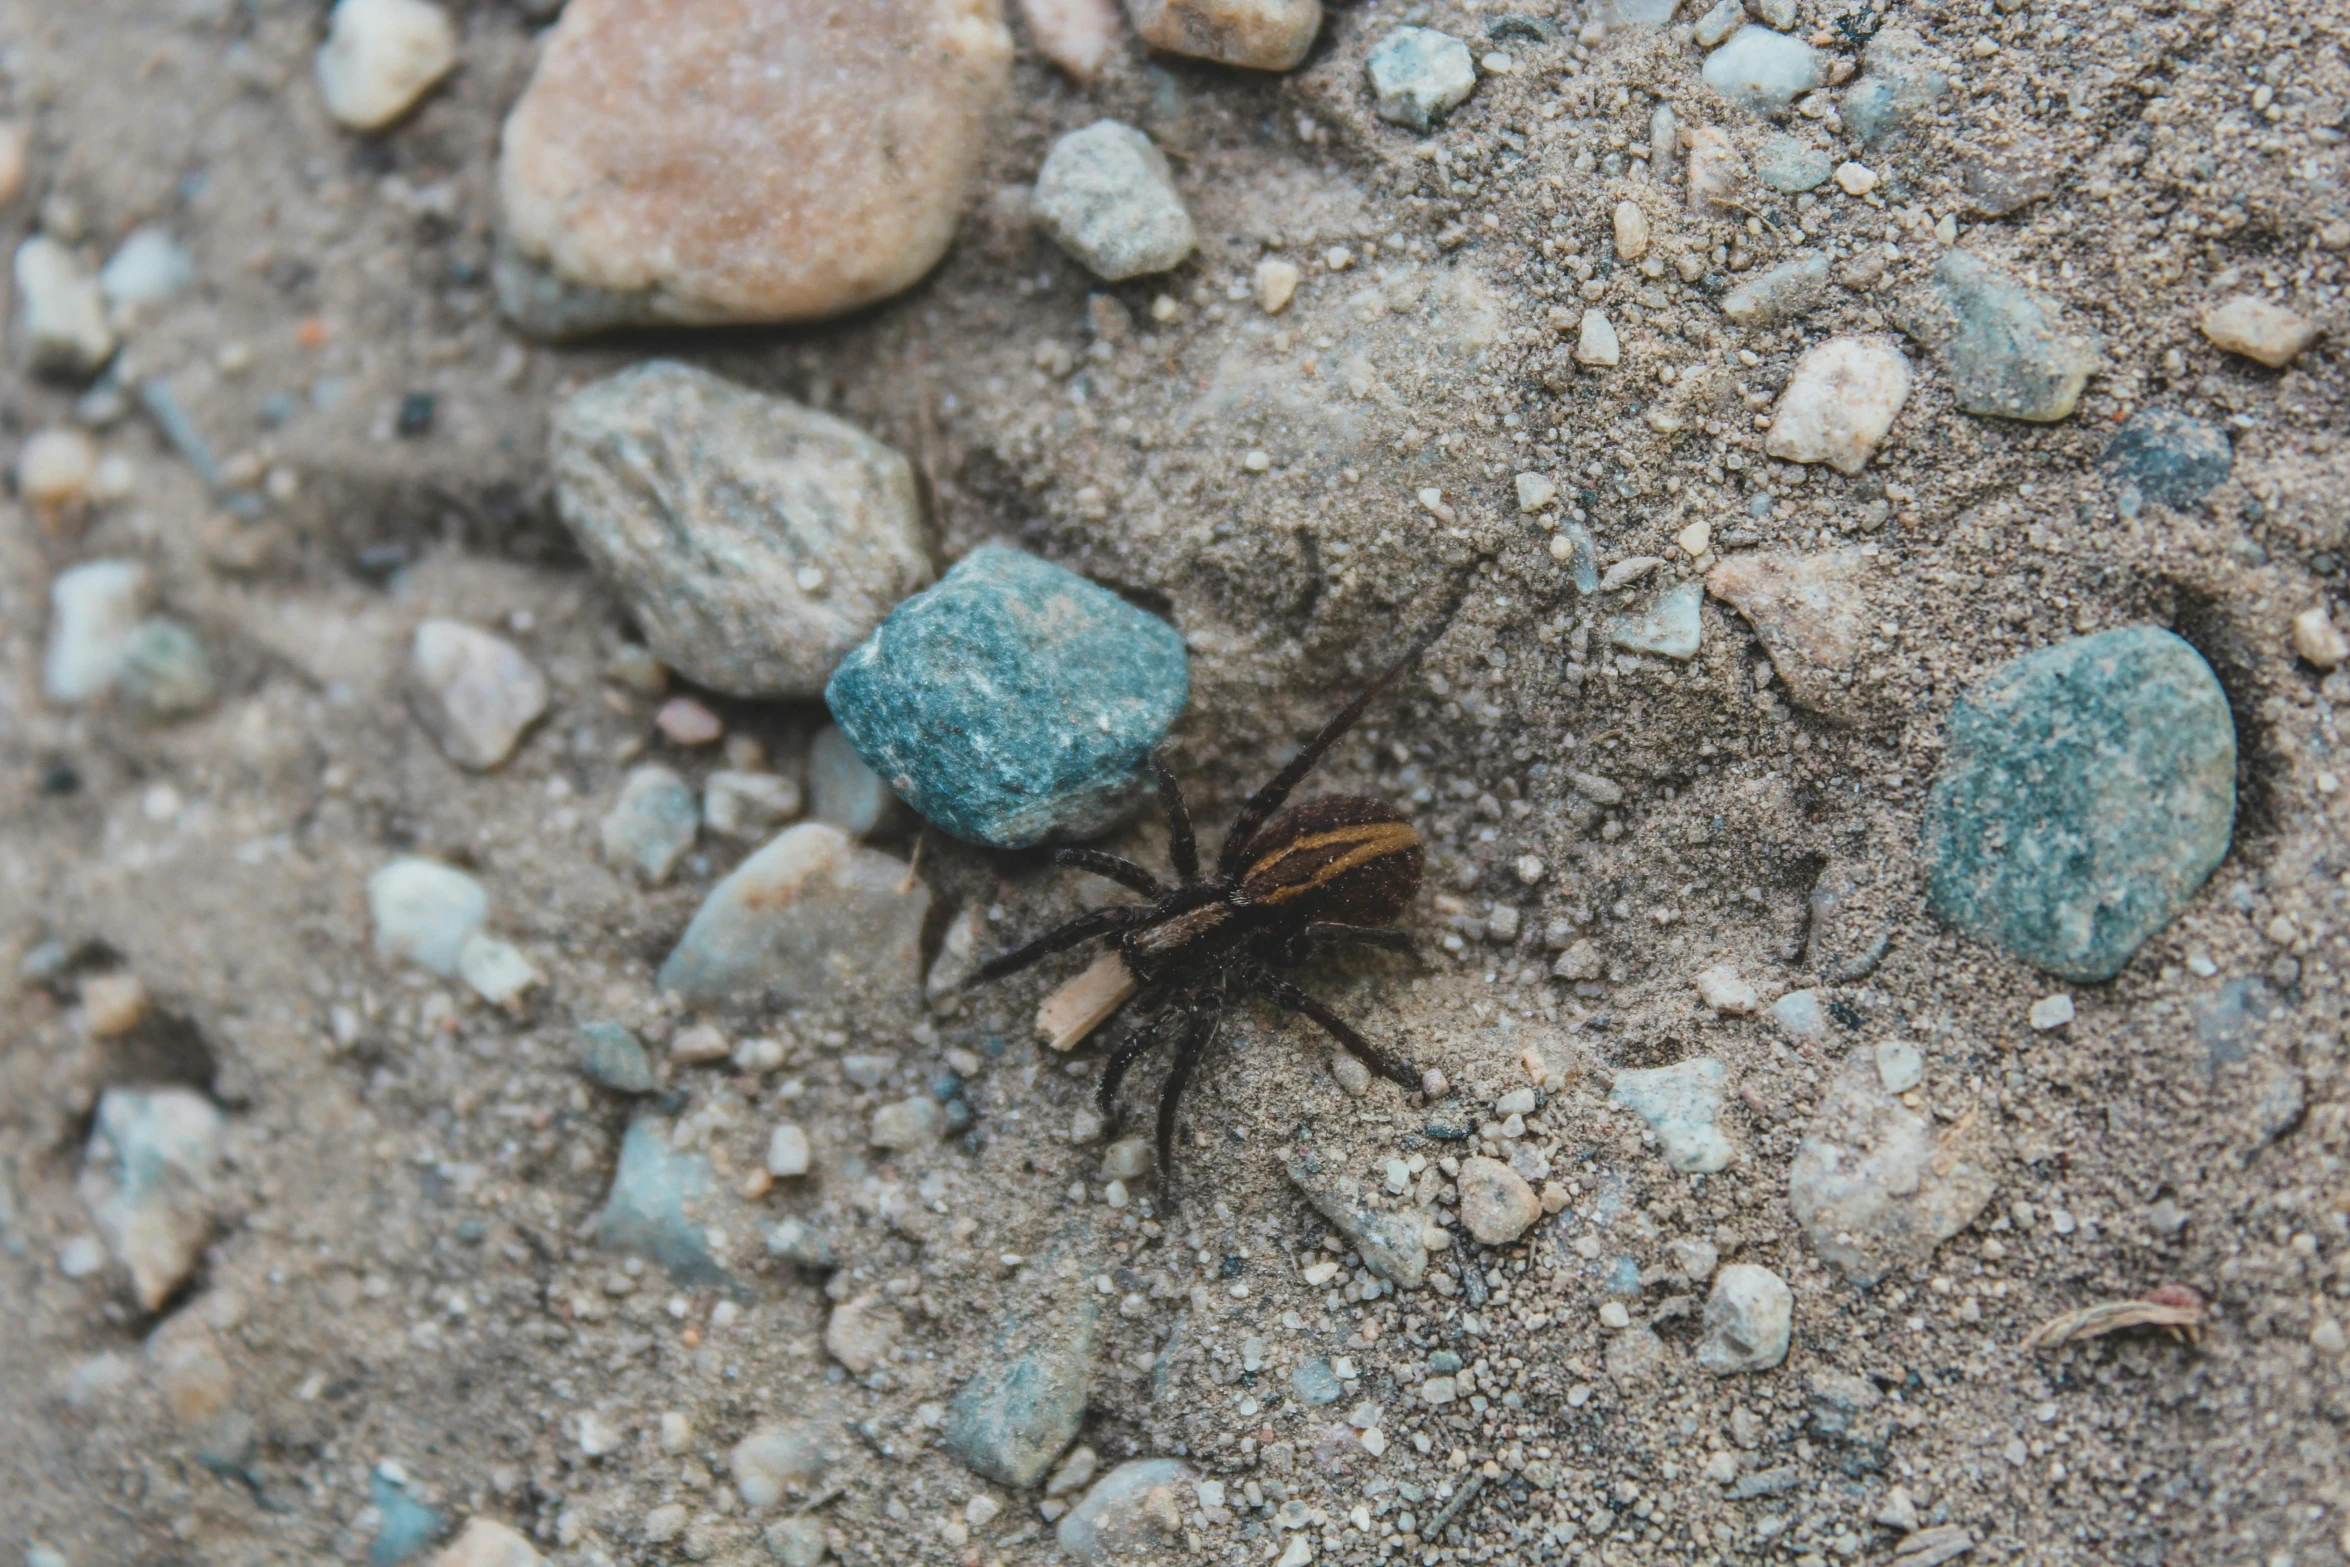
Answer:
[2, 0, 2348, 1565]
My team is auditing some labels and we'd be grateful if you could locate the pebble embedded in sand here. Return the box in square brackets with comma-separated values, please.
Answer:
[1764, 335, 1913, 474]
[316, 0, 459, 131]
[1126, 0, 1320, 70]
[2199, 295, 2318, 369]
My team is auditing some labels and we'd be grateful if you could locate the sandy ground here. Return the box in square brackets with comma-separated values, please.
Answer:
[2, 0, 2348, 1565]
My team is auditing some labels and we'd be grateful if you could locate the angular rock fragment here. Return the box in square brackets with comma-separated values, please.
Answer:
[658, 822, 929, 1004]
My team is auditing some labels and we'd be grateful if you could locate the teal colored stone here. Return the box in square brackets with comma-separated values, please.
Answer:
[1900, 252, 2101, 423]
[368, 1475, 444, 1567]
[1839, 29, 1946, 146]
[2101, 407, 2231, 509]
[1290, 1358, 1343, 1405]
[595, 1120, 727, 1287]
[1926, 627, 2235, 983]
[578, 1020, 655, 1094]
[1753, 134, 1833, 193]
[117, 617, 217, 721]
[825, 545, 1189, 848]
[944, 1292, 1099, 1487]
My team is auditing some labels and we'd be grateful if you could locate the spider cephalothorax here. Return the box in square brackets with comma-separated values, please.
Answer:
[970, 640, 1433, 1191]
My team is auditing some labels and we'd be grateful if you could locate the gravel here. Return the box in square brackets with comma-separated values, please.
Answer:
[41, 559, 148, 704]
[1364, 27, 1478, 131]
[656, 822, 929, 1005]
[1763, 335, 1913, 474]
[314, 0, 457, 131]
[406, 619, 550, 771]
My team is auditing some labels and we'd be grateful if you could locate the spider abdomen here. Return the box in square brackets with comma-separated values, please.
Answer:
[1238, 796, 1424, 925]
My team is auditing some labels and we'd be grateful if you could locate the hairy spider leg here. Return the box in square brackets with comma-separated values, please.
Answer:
[1215, 635, 1434, 877]
[1096, 1003, 1175, 1133]
[1149, 749, 1199, 883]
[1154, 988, 1226, 1191]
[1304, 922, 1417, 955]
[1050, 845, 1166, 897]
[1245, 963, 1420, 1089]
[970, 902, 1156, 985]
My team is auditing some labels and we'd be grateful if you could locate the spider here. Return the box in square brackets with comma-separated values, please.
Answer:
[970, 639, 1435, 1192]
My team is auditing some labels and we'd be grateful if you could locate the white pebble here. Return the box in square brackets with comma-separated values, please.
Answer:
[1254, 257, 1300, 314]
[1693, 963, 1759, 1015]
[2028, 993, 2074, 1031]
[766, 1124, 812, 1178]
[2291, 606, 2346, 670]
[1763, 335, 1913, 474]
[316, 0, 459, 131]
[13, 236, 115, 376]
[1575, 308, 1620, 367]
[1834, 161, 1879, 196]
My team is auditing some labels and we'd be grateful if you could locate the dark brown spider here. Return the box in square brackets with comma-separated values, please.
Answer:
[970, 639, 1433, 1192]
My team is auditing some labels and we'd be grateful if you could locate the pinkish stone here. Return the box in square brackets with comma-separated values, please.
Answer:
[497, 0, 1012, 337]
[1125, 0, 1320, 70]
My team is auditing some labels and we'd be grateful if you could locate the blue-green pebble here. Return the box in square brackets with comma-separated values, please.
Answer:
[1926, 626, 2235, 983]
[825, 544, 1188, 848]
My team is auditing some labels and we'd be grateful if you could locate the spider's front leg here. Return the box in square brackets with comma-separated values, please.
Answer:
[968, 903, 1154, 987]
[1152, 987, 1226, 1196]
[1245, 963, 1420, 1091]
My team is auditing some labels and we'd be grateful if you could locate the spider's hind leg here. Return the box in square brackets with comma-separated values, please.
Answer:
[1151, 989, 1225, 1203]
[1247, 964, 1420, 1090]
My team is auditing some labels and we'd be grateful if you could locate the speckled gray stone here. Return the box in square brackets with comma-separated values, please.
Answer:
[1901, 251, 2100, 423]
[595, 1119, 726, 1286]
[1031, 121, 1197, 281]
[944, 1289, 1098, 1487]
[551, 361, 932, 698]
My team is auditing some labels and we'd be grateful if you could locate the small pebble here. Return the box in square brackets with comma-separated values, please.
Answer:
[601, 765, 700, 884]
[1575, 308, 1620, 367]
[408, 620, 550, 770]
[1032, 121, 1197, 281]
[20, 427, 99, 517]
[1045, 1444, 1101, 1498]
[597, 1121, 725, 1285]
[14, 236, 116, 377]
[368, 858, 488, 978]
[1753, 132, 1833, 193]
[430, 1518, 544, 1567]
[0, 120, 25, 207]
[80, 972, 149, 1038]
[42, 559, 149, 705]
[1606, 582, 1703, 661]
[659, 822, 928, 1003]
[1456, 1156, 1542, 1245]
[99, 228, 195, 310]
[656, 696, 724, 746]
[1693, 963, 1759, 1015]
[731, 1421, 831, 1507]
[80, 1086, 223, 1310]
[1057, 1459, 1195, 1563]
[704, 769, 802, 839]
[458, 933, 540, 1007]
[824, 544, 1188, 848]
[1720, 250, 1832, 327]
[1701, 25, 1822, 116]
[2028, 993, 2074, 1032]
[670, 1023, 731, 1063]
[1514, 472, 1557, 512]
[1874, 1039, 1924, 1093]
[945, 1298, 1098, 1486]
[117, 619, 218, 722]
[763, 1124, 812, 1177]
[579, 1021, 657, 1094]
[2292, 607, 2347, 671]
[1769, 987, 1827, 1041]
[1019, 0, 1120, 80]
[1364, 27, 1477, 130]
[1900, 251, 2098, 423]
[552, 363, 933, 698]
[1833, 160, 1878, 196]
[810, 723, 902, 835]
[2199, 295, 2318, 369]
[1127, 0, 1321, 70]
[1612, 200, 1649, 261]
[1697, 1263, 1793, 1373]
[1331, 1053, 1373, 1096]
[315, 0, 458, 130]
[1691, 0, 1743, 48]
[1610, 1057, 1732, 1172]
[1764, 335, 1912, 474]
[871, 1095, 943, 1150]
[1683, 125, 1746, 210]
[1254, 257, 1300, 313]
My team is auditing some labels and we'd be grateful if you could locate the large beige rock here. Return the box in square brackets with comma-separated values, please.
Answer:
[497, 0, 1012, 337]
[1707, 550, 1873, 722]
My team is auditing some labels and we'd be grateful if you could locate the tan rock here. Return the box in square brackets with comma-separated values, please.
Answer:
[497, 0, 1012, 335]
[1683, 125, 1745, 211]
[1019, 0, 1122, 78]
[2199, 294, 2318, 369]
[1706, 550, 1872, 722]
[2293, 605, 2346, 671]
[1127, 0, 1320, 71]
[432, 1519, 544, 1567]
[0, 121, 27, 207]
[825, 1292, 901, 1373]
[1612, 198, 1650, 261]
[1764, 335, 1911, 474]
